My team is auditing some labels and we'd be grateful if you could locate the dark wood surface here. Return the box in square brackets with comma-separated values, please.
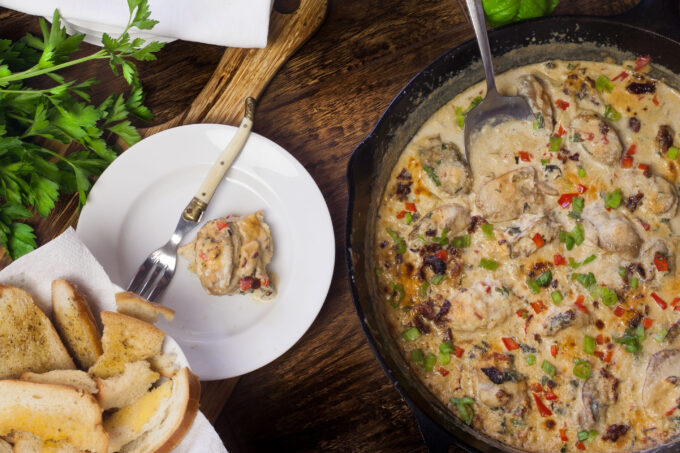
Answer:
[0, 0, 643, 451]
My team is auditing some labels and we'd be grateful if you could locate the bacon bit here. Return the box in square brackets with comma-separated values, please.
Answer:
[533, 393, 553, 417]
[576, 440, 586, 450]
[651, 292, 668, 310]
[560, 428, 569, 442]
[634, 55, 651, 71]
[604, 350, 613, 363]
[550, 344, 558, 357]
[626, 144, 637, 155]
[502, 337, 520, 351]
[396, 210, 406, 219]
[519, 151, 532, 162]
[216, 220, 228, 231]
[554, 254, 566, 266]
[574, 295, 589, 314]
[621, 156, 633, 168]
[594, 350, 605, 361]
[531, 300, 547, 314]
[614, 306, 625, 317]
[652, 96, 660, 106]
[596, 334, 604, 345]
[439, 367, 450, 376]
[454, 346, 465, 358]
[545, 390, 558, 400]
[530, 382, 544, 393]
[612, 71, 629, 82]
[405, 202, 417, 212]
[516, 308, 529, 319]
[532, 233, 545, 249]
[558, 193, 579, 208]
[642, 317, 654, 329]
[555, 99, 570, 110]
[576, 184, 588, 194]
[654, 252, 669, 272]
[556, 124, 567, 136]
[435, 250, 448, 261]
[524, 314, 533, 335]
[666, 406, 677, 417]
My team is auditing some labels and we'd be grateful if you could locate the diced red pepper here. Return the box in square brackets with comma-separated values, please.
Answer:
[454, 346, 465, 358]
[638, 163, 649, 172]
[634, 55, 651, 71]
[574, 295, 588, 314]
[396, 210, 406, 219]
[604, 350, 613, 363]
[516, 308, 529, 319]
[614, 306, 625, 317]
[652, 96, 660, 106]
[651, 292, 668, 310]
[545, 390, 558, 401]
[554, 254, 566, 266]
[672, 297, 680, 308]
[435, 250, 448, 261]
[621, 156, 633, 168]
[405, 202, 417, 212]
[576, 440, 586, 450]
[240, 277, 253, 292]
[532, 233, 545, 249]
[559, 428, 569, 442]
[642, 317, 653, 329]
[612, 71, 629, 82]
[530, 382, 543, 393]
[502, 337, 519, 351]
[596, 334, 604, 345]
[216, 220, 228, 231]
[558, 193, 579, 208]
[533, 393, 553, 417]
[555, 99, 570, 110]
[654, 252, 669, 272]
[439, 367, 449, 376]
[556, 125, 567, 136]
[666, 406, 677, 417]
[594, 350, 605, 361]
[626, 144, 637, 155]
[576, 184, 588, 194]
[550, 344, 558, 357]
[531, 300, 547, 314]
[519, 151, 532, 162]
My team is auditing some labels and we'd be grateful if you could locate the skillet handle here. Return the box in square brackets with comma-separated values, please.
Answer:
[613, 0, 680, 42]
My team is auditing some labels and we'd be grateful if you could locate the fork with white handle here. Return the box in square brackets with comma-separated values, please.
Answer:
[127, 97, 255, 301]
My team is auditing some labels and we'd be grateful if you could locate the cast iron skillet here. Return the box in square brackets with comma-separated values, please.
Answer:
[346, 0, 680, 451]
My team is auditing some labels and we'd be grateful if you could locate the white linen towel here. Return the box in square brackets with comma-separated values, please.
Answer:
[0, 0, 273, 48]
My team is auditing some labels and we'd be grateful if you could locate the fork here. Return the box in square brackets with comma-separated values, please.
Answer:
[127, 97, 256, 301]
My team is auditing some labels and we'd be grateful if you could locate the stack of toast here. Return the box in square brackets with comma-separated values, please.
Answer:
[0, 280, 200, 452]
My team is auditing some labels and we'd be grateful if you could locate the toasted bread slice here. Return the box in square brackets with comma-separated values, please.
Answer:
[104, 367, 200, 453]
[88, 311, 164, 379]
[148, 353, 179, 378]
[0, 284, 75, 379]
[20, 369, 98, 394]
[10, 431, 80, 453]
[0, 380, 108, 453]
[96, 361, 159, 410]
[115, 292, 175, 324]
[51, 279, 103, 370]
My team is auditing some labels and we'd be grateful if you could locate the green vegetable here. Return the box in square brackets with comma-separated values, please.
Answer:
[583, 336, 596, 354]
[599, 286, 618, 306]
[430, 274, 446, 285]
[604, 104, 622, 121]
[452, 234, 471, 248]
[411, 348, 425, 366]
[388, 283, 405, 308]
[618, 266, 627, 278]
[570, 196, 585, 217]
[440, 342, 453, 353]
[0, 1, 164, 258]
[481, 0, 560, 27]
[654, 328, 668, 343]
[630, 277, 639, 290]
[385, 228, 406, 254]
[535, 270, 552, 287]
[541, 359, 556, 378]
[405, 212, 413, 224]
[424, 353, 437, 371]
[455, 97, 483, 128]
[419, 281, 430, 299]
[573, 359, 591, 379]
[481, 223, 495, 239]
[433, 228, 450, 246]
[540, 158, 549, 166]
[595, 75, 614, 92]
[533, 111, 545, 130]
[551, 291, 563, 304]
[526, 279, 541, 294]
[560, 224, 585, 250]
[571, 133, 584, 143]
[479, 258, 499, 271]
[614, 327, 644, 353]
[577, 167, 586, 178]
[402, 327, 421, 342]
[667, 146, 680, 160]
[450, 397, 475, 425]
[572, 272, 596, 289]
[577, 429, 598, 441]
[423, 166, 441, 187]
[569, 254, 596, 268]
[604, 188, 623, 209]
[549, 135, 562, 151]
[525, 354, 536, 365]
[439, 342, 453, 365]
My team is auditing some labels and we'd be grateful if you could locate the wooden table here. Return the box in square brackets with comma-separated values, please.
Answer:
[0, 0, 641, 451]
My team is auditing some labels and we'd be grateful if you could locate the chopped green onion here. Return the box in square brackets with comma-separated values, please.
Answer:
[430, 274, 446, 285]
[582, 254, 596, 265]
[549, 136, 562, 152]
[423, 166, 442, 187]
[572, 197, 585, 216]
[450, 397, 475, 425]
[630, 277, 639, 290]
[411, 348, 425, 366]
[535, 270, 552, 287]
[551, 291, 563, 304]
[481, 223, 495, 240]
[667, 146, 680, 160]
[604, 104, 621, 121]
[571, 133, 584, 143]
[577, 430, 590, 442]
[578, 167, 586, 178]
[526, 279, 541, 294]
[388, 283, 405, 308]
[434, 228, 450, 245]
[614, 327, 643, 353]
[583, 336, 596, 354]
[452, 234, 471, 248]
[479, 258, 499, 271]
[439, 351, 451, 365]
[573, 272, 596, 289]
[439, 342, 453, 354]
[402, 327, 421, 342]
[588, 430, 598, 440]
[385, 228, 406, 254]
[600, 286, 618, 306]
[617, 266, 627, 278]
[573, 359, 591, 379]
[595, 75, 614, 93]
[541, 158, 549, 166]
[424, 353, 437, 371]
[604, 188, 623, 209]
[455, 106, 465, 129]
[419, 281, 430, 299]
[572, 224, 585, 245]
[418, 234, 427, 243]
[525, 354, 536, 365]
[533, 112, 544, 130]
[541, 360, 556, 378]
[405, 212, 413, 224]
[654, 328, 668, 343]
[637, 324, 645, 341]
[496, 286, 510, 296]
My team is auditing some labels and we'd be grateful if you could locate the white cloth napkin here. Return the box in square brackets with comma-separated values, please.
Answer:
[0, 0, 273, 48]
[0, 228, 228, 453]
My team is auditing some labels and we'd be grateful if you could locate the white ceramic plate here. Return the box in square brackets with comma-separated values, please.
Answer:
[77, 124, 334, 380]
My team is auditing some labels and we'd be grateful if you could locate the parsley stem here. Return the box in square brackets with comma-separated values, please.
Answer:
[0, 51, 108, 84]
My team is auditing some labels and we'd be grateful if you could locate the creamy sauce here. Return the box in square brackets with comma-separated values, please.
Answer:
[374, 60, 680, 452]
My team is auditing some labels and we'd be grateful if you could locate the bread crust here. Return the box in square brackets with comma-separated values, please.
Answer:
[153, 368, 201, 453]
[115, 291, 175, 323]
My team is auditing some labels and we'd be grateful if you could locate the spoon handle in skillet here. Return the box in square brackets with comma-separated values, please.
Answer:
[465, 0, 497, 93]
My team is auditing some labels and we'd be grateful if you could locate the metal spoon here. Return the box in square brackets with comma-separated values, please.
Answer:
[463, 0, 533, 162]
